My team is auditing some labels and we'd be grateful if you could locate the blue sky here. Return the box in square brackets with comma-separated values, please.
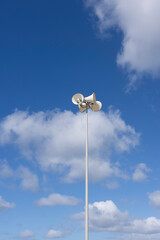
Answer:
[0, 0, 160, 239]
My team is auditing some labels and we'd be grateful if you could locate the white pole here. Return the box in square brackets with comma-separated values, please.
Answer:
[85, 107, 89, 240]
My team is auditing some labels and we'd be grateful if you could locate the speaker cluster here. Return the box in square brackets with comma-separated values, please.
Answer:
[72, 93, 102, 112]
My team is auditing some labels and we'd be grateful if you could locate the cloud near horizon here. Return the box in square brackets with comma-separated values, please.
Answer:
[0, 108, 139, 183]
[73, 200, 160, 238]
[19, 230, 35, 239]
[85, 0, 160, 90]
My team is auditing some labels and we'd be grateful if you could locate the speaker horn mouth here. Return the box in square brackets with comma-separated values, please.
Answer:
[91, 101, 102, 112]
[72, 93, 84, 105]
[84, 92, 96, 104]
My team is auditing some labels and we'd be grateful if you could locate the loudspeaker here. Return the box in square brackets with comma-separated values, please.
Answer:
[78, 103, 86, 112]
[72, 93, 84, 105]
[91, 101, 102, 112]
[84, 92, 96, 104]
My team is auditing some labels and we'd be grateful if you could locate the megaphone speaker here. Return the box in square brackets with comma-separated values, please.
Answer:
[91, 101, 102, 112]
[78, 103, 86, 112]
[84, 92, 96, 104]
[72, 93, 84, 105]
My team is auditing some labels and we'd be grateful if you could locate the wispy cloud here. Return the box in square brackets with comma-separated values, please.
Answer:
[0, 162, 39, 192]
[132, 163, 151, 182]
[0, 108, 140, 183]
[37, 193, 80, 207]
[148, 191, 160, 208]
[85, 0, 160, 90]
[106, 181, 119, 189]
[121, 233, 160, 240]
[0, 196, 15, 210]
[19, 230, 35, 239]
[17, 166, 39, 192]
[0, 159, 14, 178]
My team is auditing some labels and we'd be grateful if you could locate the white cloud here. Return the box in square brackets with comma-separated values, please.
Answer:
[17, 166, 39, 192]
[19, 230, 35, 238]
[148, 191, 160, 208]
[45, 229, 64, 239]
[0, 109, 139, 183]
[0, 196, 15, 210]
[89, 200, 129, 232]
[132, 163, 151, 182]
[74, 200, 160, 235]
[85, 0, 160, 89]
[37, 193, 80, 207]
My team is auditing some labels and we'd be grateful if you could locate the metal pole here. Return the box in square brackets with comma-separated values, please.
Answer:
[85, 107, 89, 240]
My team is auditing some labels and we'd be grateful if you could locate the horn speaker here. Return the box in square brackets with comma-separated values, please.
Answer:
[72, 93, 84, 105]
[84, 92, 96, 104]
[91, 101, 102, 112]
[78, 103, 86, 112]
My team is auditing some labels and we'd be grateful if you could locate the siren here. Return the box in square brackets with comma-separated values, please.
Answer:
[91, 101, 102, 112]
[72, 93, 84, 105]
[78, 103, 87, 112]
[84, 92, 96, 104]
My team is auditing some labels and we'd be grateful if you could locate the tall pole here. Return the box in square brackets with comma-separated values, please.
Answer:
[72, 92, 102, 240]
[85, 107, 89, 240]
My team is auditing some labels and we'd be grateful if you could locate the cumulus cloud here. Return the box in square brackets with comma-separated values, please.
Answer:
[19, 230, 35, 239]
[0, 196, 15, 210]
[88, 200, 129, 232]
[0, 109, 139, 183]
[132, 163, 151, 182]
[37, 193, 80, 207]
[85, 0, 160, 89]
[45, 229, 64, 239]
[74, 200, 160, 236]
[148, 191, 160, 208]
